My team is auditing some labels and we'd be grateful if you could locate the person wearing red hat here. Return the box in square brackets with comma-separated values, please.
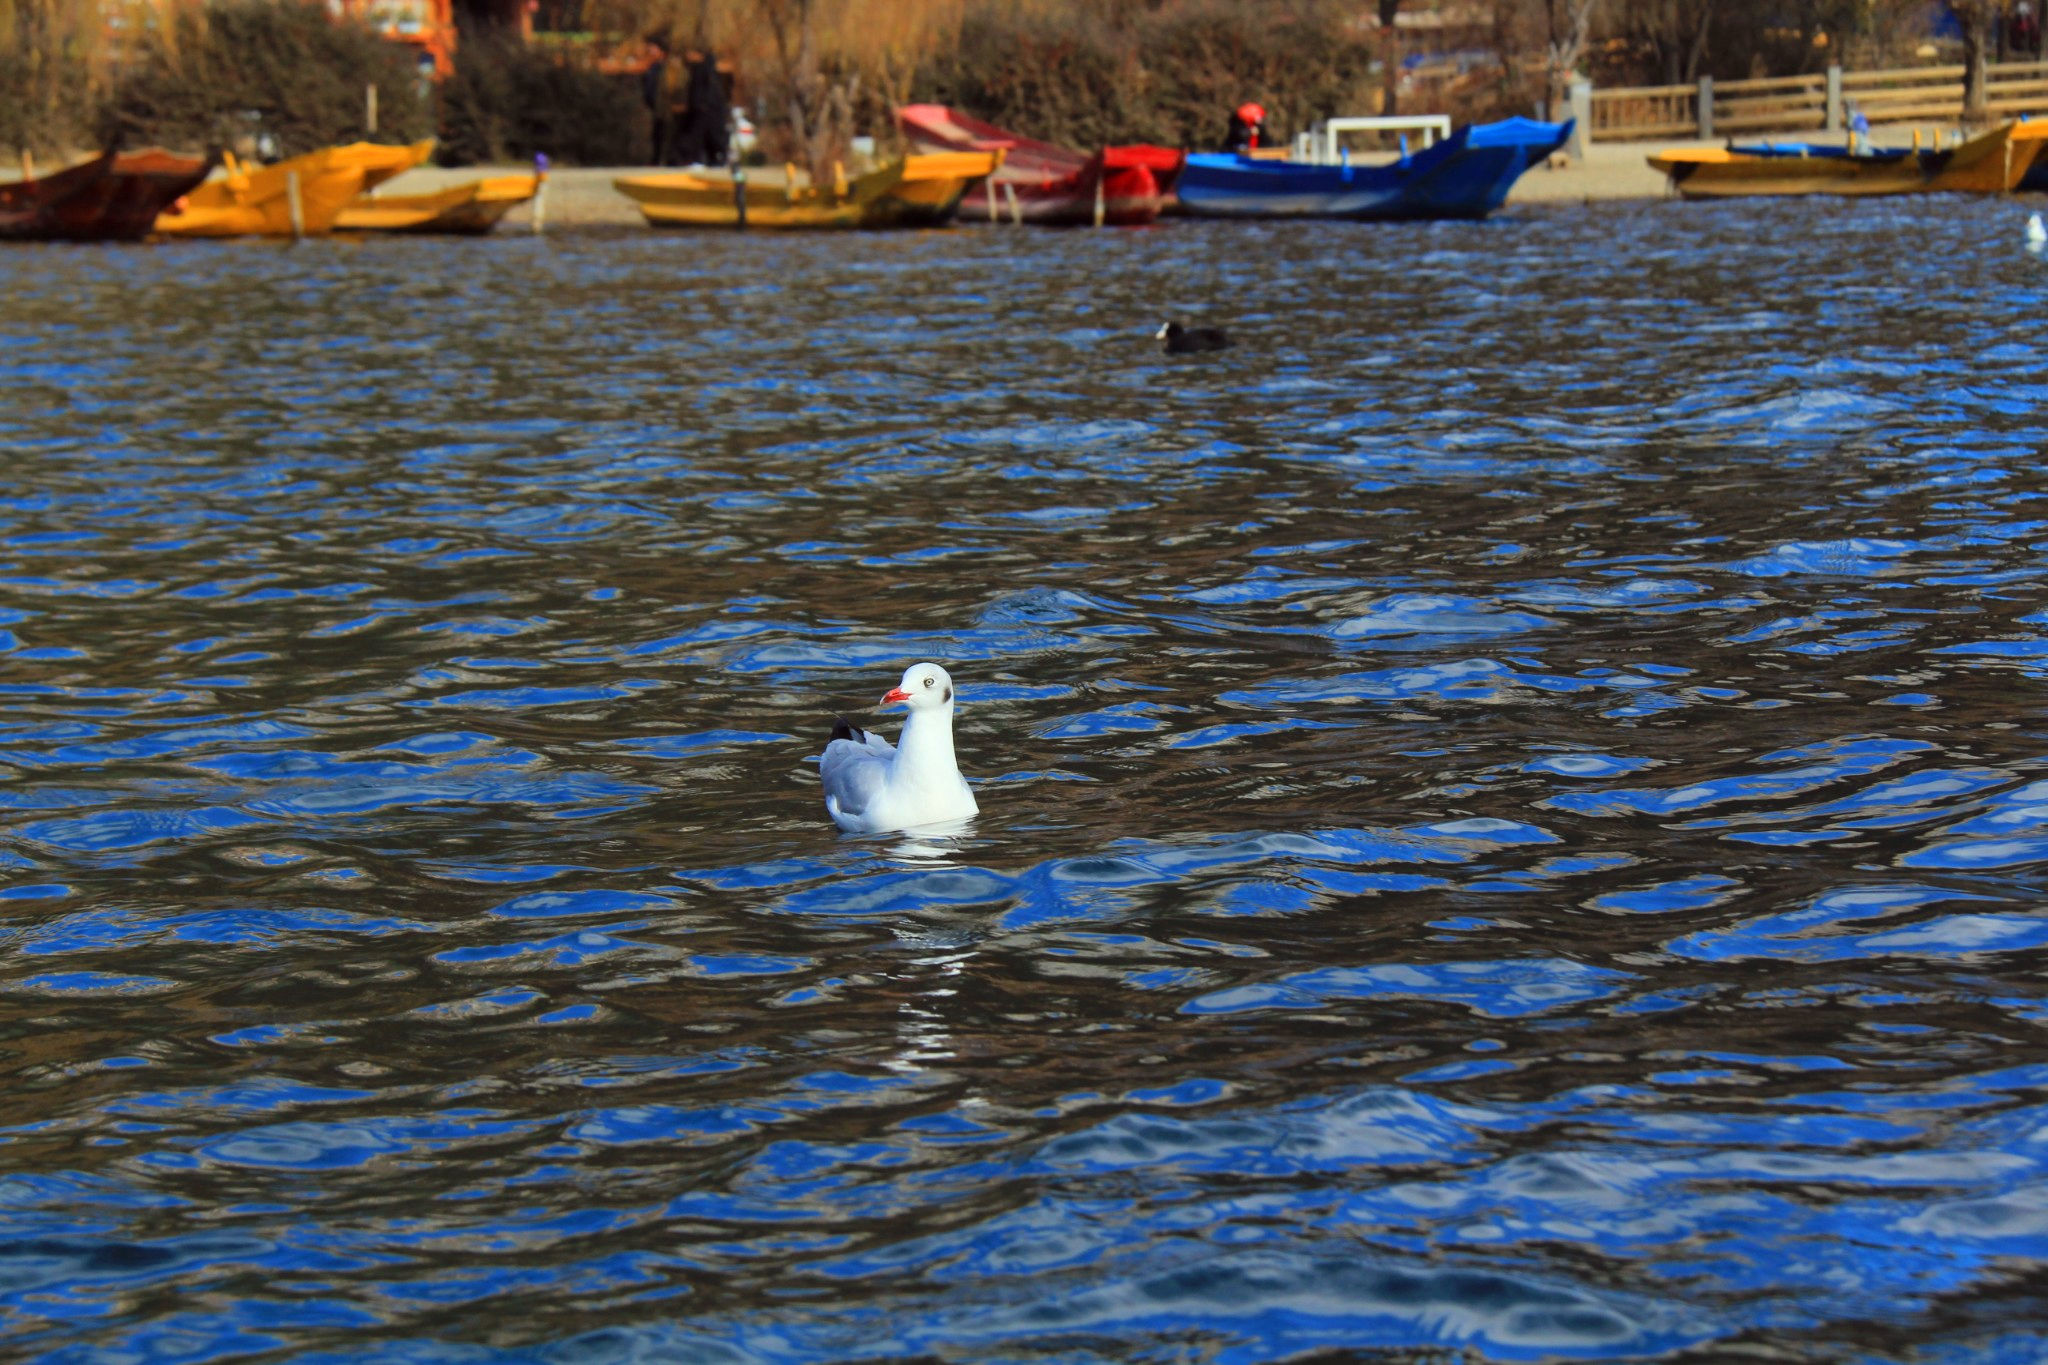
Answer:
[1225, 101, 1270, 154]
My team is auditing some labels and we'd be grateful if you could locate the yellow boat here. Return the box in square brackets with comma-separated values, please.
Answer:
[1649, 120, 2048, 198]
[614, 151, 1003, 229]
[154, 147, 371, 237]
[333, 173, 540, 234]
[330, 139, 437, 193]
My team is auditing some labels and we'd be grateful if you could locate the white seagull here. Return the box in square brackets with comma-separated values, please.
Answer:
[820, 662, 978, 834]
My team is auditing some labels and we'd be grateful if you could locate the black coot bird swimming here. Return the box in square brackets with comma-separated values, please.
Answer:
[1156, 321, 1232, 355]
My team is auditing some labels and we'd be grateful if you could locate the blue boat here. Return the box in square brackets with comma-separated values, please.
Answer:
[1176, 117, 1573, 221]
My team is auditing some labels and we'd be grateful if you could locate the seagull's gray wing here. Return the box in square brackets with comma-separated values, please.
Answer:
[820, 718, 893, 824]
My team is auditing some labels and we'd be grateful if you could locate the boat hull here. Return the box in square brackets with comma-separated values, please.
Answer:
[1650, 121, 2048, 197]
[1176, 117, 1571, 221]
[897, 104, 1180, 225]
[334, 175, 538, 233]
[615, 153, 999, 230]
[155, 148, 369, 237]
[330, 140, 437, 194]
[866, 154, 991, 226]
[0, 149, 215, 242]
[959, 163, 1161, 226]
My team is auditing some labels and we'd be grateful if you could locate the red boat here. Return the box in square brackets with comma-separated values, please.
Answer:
[895, 105, 1184, 226]
[0, 149, 217, 243]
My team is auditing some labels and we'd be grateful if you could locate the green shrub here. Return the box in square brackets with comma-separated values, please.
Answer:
[437, 34, 649, 166]
[101, 0, 430, 156]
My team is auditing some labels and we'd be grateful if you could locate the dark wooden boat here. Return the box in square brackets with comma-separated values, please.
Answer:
[0, 149, 216, 242]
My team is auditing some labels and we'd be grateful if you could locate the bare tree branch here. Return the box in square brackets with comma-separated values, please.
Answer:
[1544, 0, 1599, 120]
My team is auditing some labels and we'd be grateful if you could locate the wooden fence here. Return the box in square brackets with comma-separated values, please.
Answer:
[1587, 61, 2048, 142]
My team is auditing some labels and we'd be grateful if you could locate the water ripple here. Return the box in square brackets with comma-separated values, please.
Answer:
[4, 201, 2048, 1360]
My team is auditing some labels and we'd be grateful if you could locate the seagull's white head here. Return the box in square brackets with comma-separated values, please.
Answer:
[880, 662, 956, 712]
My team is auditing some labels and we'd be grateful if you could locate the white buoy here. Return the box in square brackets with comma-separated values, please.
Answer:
[2029, 213, 2046, 251]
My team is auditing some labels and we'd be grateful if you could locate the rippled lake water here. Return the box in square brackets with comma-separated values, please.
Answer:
[5, 199, 2048, 1362]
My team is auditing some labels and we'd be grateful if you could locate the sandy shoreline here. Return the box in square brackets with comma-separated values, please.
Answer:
[1505, 138, 1705, 204]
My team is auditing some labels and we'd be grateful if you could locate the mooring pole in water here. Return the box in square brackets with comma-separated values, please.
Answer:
[733, 163, 748, 230]
[1004, 181, 1021, 226]
[987, 180, 997, 222]
[1093, 167, 1105, 227]
[286, 170, 304, 241]
[531, 152, 548, 235]
[366, 83, 378, 135]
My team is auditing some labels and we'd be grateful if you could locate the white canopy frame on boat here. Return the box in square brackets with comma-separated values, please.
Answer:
[1292, 116, 1453, 165]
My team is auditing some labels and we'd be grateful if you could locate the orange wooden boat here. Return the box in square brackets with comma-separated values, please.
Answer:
[155, 148, 368, 238]
[616, 153, 1000, 229]
[154, 141, 433, 239]
[334, 174, 539, 233]
[0, 149, 216, 242]
[1649, 120, 2048, 197]
[331, 139, 436, 193]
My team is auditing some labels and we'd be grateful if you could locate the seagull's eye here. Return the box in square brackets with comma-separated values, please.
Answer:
[923, 676, 934, 689]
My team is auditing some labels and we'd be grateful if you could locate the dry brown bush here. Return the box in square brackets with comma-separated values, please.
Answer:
[0, 0, 110, 155]
[102, 0, 431, 157]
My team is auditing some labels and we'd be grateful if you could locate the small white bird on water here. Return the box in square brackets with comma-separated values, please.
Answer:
[2029, 212, 2046, 250]
[820, 662, 978, 834]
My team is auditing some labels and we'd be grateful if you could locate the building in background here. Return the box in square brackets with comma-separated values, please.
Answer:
[329, 0, 457, 77]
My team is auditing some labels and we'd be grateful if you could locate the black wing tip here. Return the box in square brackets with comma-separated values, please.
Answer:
[829, 715, 865, 745]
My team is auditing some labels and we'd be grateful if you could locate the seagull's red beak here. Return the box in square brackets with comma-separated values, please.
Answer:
[879, 686, 912, 707]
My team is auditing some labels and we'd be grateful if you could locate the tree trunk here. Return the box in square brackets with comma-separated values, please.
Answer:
[1490, 0, 1525, 110]
[1683, 3, 1711, 84]
[1378, 0, 1401, 117]
[1545, 0, 1599, 123]
[1959, 0, 1997, 125]
[762, 0, 813, 167]
[760, 0, 855, 186]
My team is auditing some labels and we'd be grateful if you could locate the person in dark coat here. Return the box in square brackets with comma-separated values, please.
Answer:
[1224, 102, 1269, 154]
[2015, 2, 2042, 59]
[640, 35, 677, 165]
[670, 48, 731, 167]
[704, 57, 733, 167]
